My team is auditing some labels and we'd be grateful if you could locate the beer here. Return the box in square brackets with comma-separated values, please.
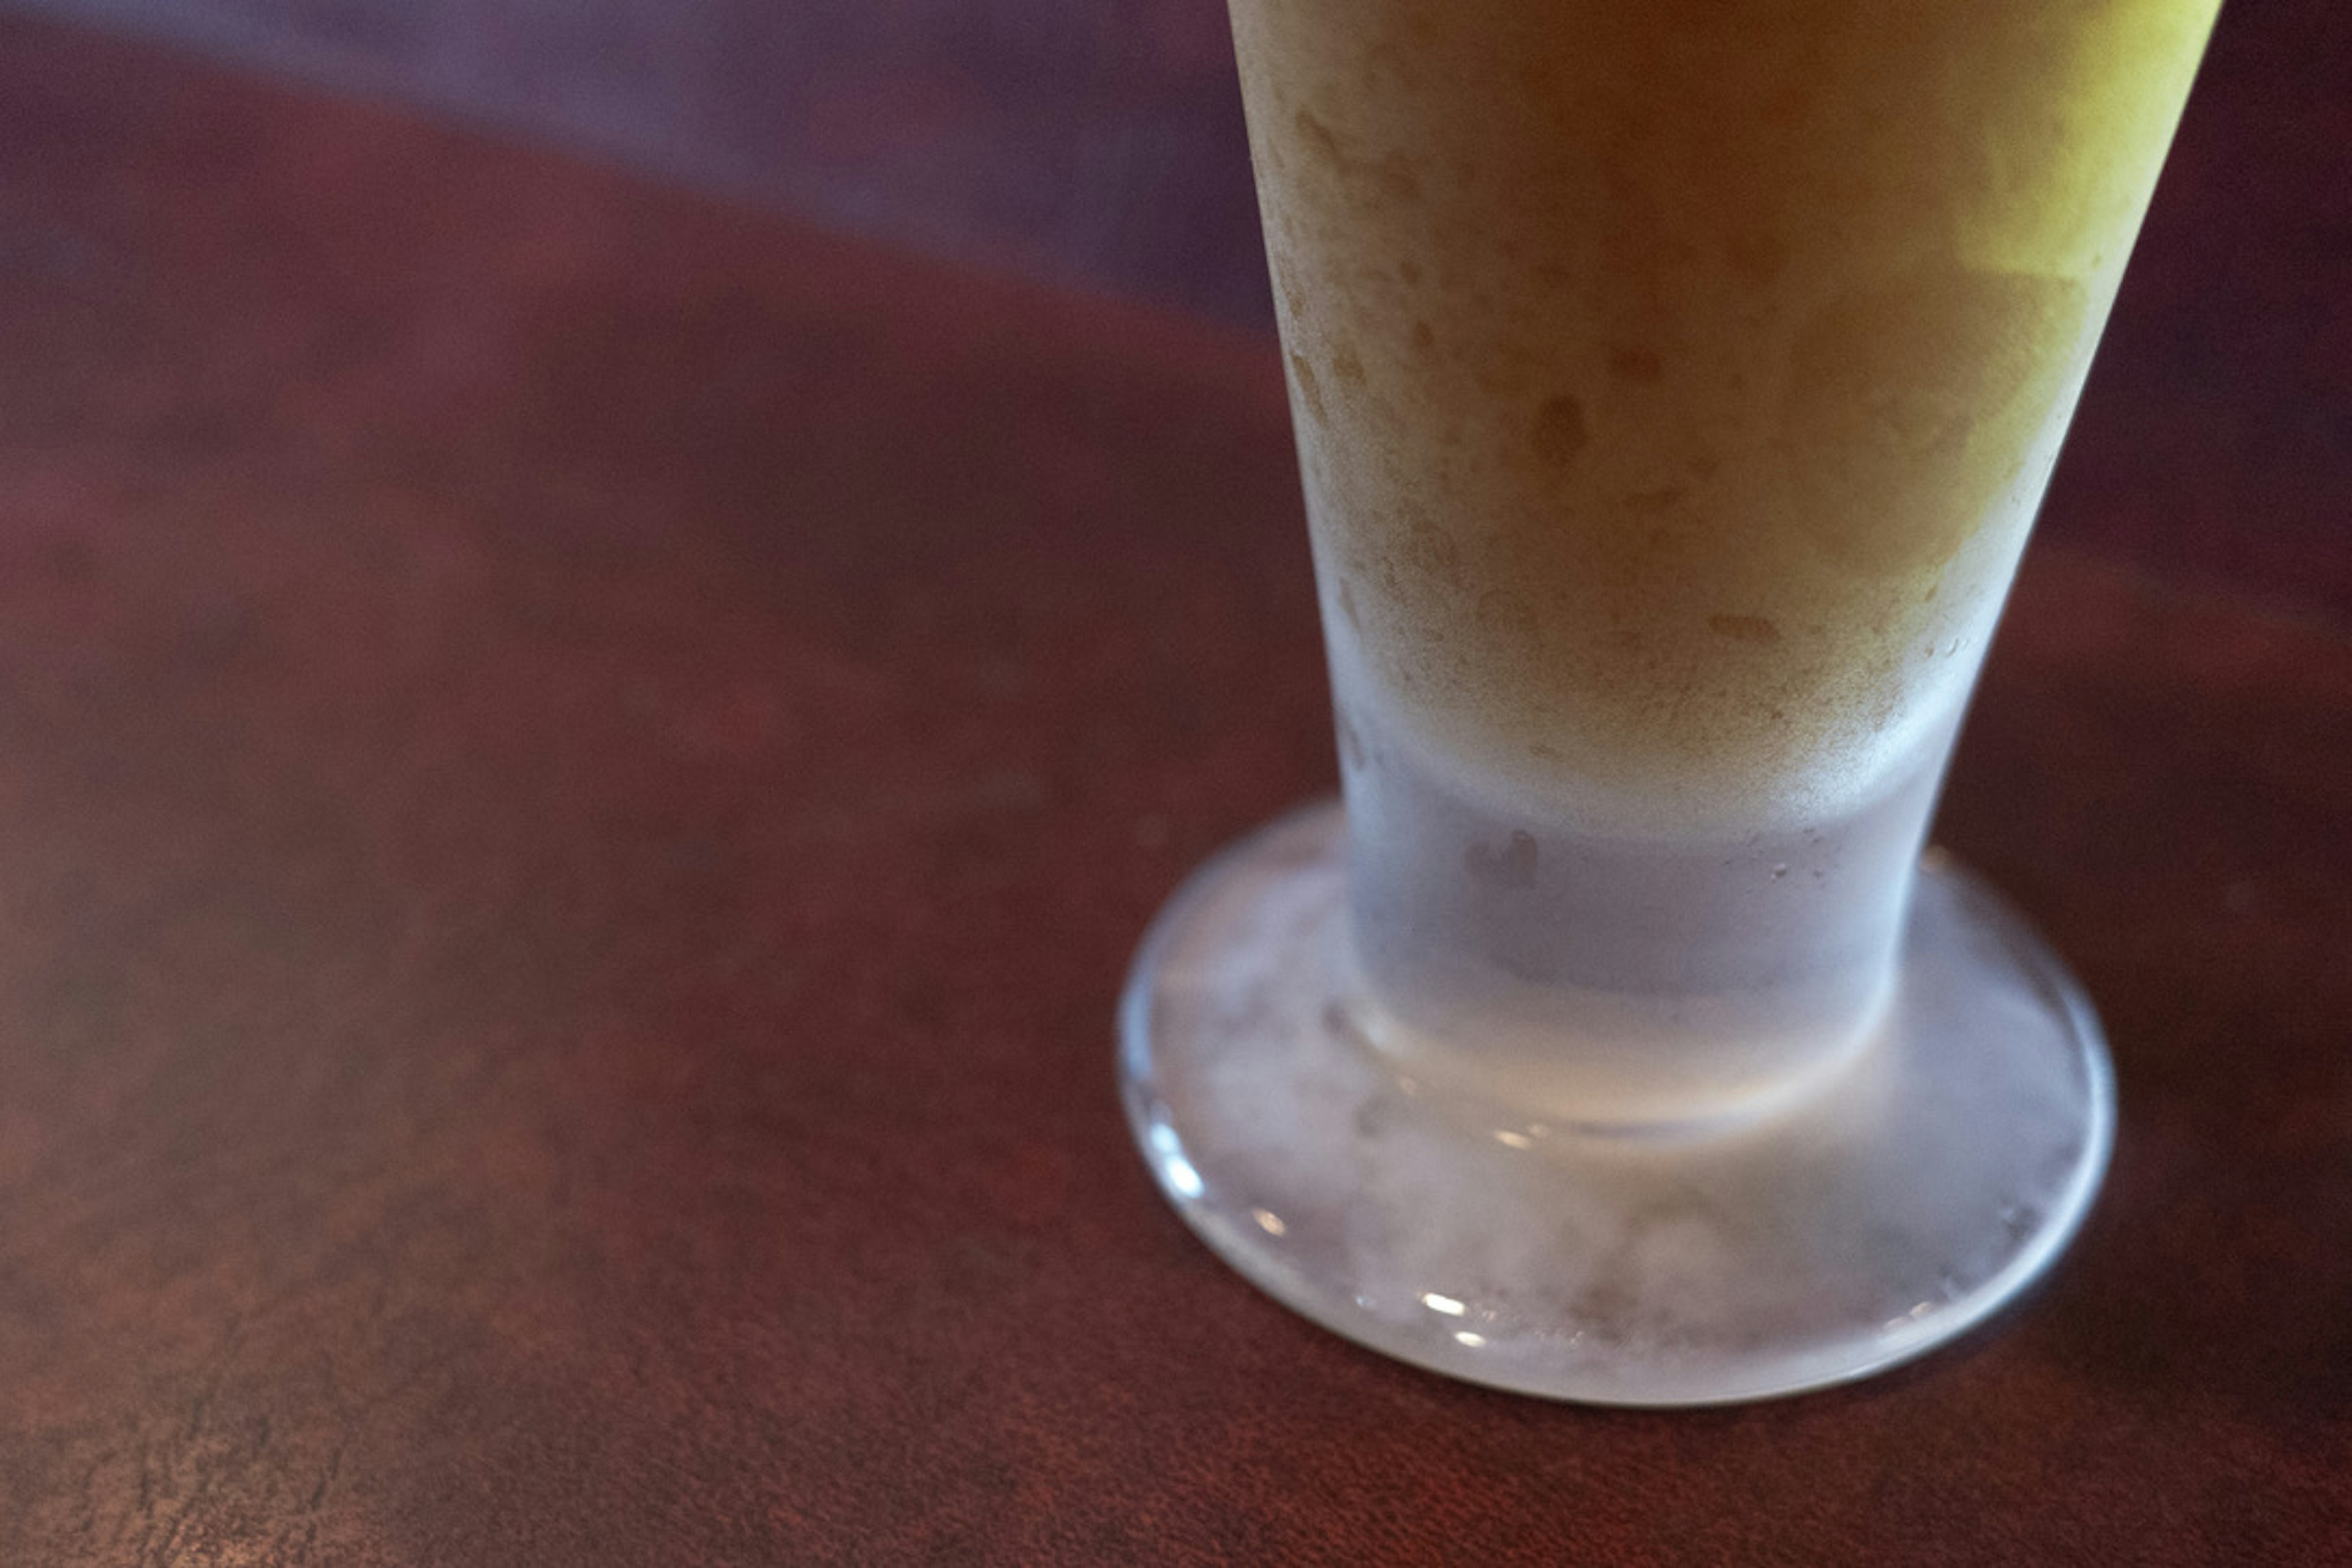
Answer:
[1235, 0, 2218, 833]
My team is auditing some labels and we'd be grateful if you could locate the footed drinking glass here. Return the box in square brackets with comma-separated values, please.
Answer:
[1121, 0, 2220, 1403]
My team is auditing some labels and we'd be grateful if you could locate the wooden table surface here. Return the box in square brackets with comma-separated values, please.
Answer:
[1, 15, 2346, 1566]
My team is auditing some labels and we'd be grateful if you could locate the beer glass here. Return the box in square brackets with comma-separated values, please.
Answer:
[1121, 0, 2219, 1403]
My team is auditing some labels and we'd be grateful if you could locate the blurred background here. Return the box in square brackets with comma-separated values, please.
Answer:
[5, 0, 1274, 324]
[4, 0, 2345, 619]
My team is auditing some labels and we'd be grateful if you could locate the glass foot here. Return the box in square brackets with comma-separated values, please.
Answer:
[1118, 802, 2113, 1406]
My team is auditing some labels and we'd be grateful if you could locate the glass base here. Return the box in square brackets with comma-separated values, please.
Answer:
[1118, 801, 2113, 1406]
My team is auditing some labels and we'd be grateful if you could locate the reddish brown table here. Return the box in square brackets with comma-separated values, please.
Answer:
[1, 16, 2346, 1565]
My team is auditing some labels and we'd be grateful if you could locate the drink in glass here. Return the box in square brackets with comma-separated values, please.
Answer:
[1121, 0, 2220, 1403]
